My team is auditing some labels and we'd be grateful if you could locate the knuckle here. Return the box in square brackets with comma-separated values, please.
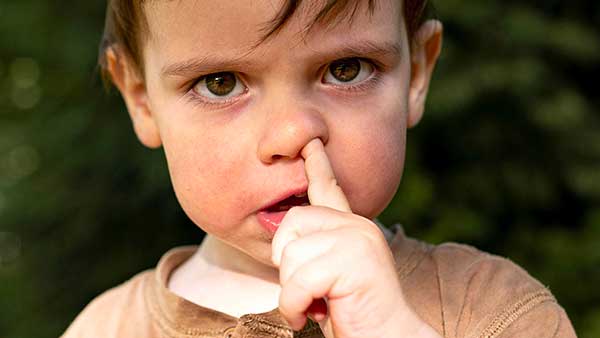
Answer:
[281, 241, 301, 264]
[278, 293, 294, 319]
[297, 264, 322, 286]
[354, 233, 374, 252]
[279, 279, 311, 323]
[284, 260, 321, 291]
[286, 205, 304, 218]
[357, 217, 387, 241]
[346, 228, 380, 255]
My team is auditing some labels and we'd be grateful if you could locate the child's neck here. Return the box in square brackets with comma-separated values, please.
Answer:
[167, 235, 281, 317]
[197, 235, 280, 284]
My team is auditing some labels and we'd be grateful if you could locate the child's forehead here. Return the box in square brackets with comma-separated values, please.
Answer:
[142, 0, 401, 34]
[142, 0, 404, 72]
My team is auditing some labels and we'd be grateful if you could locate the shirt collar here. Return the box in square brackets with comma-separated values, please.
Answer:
[147, 246, 322, 337]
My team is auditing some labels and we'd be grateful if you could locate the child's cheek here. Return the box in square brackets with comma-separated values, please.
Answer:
[330, 101, 406, 218]
[338, 130, 405, 219]
[161, 125, 256, 229]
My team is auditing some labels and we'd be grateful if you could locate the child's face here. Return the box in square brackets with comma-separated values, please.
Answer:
[120, 0, 436, 266]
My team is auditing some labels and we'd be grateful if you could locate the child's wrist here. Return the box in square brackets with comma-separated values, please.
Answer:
[381, 298, 442, 338]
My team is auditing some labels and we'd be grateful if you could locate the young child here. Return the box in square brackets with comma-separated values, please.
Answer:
[63, 0, 577, 337]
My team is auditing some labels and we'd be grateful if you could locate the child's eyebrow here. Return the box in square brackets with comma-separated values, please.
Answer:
[161, 53, 254, 79]
[312, 40, 403, 64]
[160, 39, 402, 79]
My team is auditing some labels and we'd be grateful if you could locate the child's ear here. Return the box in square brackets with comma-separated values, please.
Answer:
[407, 20, 443, 128]
[106, 48, 162, 148]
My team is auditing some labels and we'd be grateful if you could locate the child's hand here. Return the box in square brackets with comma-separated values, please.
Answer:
[271, 139, 441, 338]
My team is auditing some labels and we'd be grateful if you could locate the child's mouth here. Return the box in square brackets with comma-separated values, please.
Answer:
[257, 191, 309, 233]
[265, 192, 310, 212]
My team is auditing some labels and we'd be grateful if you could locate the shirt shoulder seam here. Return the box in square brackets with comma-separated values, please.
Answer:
[476, 289, 557, 338]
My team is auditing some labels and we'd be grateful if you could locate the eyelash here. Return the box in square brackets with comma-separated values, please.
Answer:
[183, 58, 383, 108]
[323, 61, 383, 93]
[183, 82, 244, 109]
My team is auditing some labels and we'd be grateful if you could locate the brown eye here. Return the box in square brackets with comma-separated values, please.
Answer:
[323, 58, 374, 85]
[193, 72, 246, 99]
[330, 58, 360, 82]
[205, 72, 236, 96]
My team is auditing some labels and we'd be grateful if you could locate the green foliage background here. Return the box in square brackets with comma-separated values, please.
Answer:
[0, 1, 598, 337]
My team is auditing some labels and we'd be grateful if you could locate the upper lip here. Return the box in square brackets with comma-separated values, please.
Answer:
[259, 185, 309, 212]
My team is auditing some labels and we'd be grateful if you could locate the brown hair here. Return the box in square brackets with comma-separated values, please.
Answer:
[98, 0, 430, 83]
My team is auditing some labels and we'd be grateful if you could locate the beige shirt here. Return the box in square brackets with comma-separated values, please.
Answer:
[62, 227, 576, 338]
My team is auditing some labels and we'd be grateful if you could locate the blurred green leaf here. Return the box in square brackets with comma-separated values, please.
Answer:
[2, 1, 599, 337]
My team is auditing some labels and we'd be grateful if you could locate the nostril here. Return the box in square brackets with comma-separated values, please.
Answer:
[272, 154, 283, 161]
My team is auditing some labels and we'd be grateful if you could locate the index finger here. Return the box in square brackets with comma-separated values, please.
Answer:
[301, 139, 351, 213]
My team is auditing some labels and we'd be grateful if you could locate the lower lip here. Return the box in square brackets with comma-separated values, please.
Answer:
[257, 210, 288, 234]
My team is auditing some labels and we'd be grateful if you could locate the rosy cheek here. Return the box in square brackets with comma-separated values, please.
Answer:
[175, 139, 257, 225]
[333, 116, 405, 218]
[359, 147, 403, 216]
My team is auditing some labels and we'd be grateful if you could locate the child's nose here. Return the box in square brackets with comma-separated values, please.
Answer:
[257, 106, 329, 164]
